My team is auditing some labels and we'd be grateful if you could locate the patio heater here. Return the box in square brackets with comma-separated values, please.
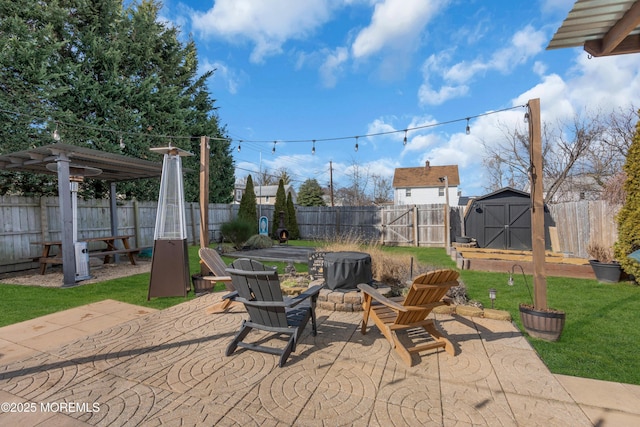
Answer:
[46, 163, 102, 281]
[147, 145, 193, 299]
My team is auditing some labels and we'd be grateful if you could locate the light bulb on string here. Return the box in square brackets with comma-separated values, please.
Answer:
[312, 140, 316, 155]
[465, 118, 470, 135]
[52, 123, 60, 141]
[237, 140, 242, 152]
[403, 130, 408, 146]
[354, 136, 359, 152]
[272, 141, 276, 154]
[524, 111, 530, 123]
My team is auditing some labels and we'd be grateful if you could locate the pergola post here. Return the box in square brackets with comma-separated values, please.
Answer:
[528, 98, 547, 310]
[55, 154, 76, 287]
[109, 181, 119, 263]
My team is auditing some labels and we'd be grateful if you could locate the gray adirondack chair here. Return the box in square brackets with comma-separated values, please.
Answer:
[225, 259, 322, 367]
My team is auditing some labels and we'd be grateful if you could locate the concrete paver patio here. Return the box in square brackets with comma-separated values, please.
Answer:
[0, 294, 639, 426]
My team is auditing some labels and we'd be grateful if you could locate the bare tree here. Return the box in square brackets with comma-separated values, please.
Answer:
[371, 174, 393, 204]
[482, 106, 635, 203]
[337, 158, 372, 206]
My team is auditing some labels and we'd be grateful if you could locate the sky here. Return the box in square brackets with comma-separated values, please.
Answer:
[160, 0, 640, 197]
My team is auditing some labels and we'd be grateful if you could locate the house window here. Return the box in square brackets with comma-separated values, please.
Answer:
[405, 188, 411, 197]
[439, 187, 445, 197]
[235, 189, 243, 202]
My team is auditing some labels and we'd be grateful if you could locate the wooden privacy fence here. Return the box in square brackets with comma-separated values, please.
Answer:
[0, 196, 618, 273]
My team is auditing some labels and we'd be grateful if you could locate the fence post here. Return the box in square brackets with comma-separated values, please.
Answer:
[40, 196, 49, 242]
[413, 205, 418, 247]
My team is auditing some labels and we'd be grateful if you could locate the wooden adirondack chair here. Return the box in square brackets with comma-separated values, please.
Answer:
[357, 269, 459, 366]
[199, 247, 237, 313]
[225, 259, 322, 367]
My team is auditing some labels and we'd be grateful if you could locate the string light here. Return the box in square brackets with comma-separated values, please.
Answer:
[272, 141, 276, 154]
[237, 140, 242, 152]
[403, 130, 408, 146]
[524, 111, 530, 123]
[465, 118, 470, 135]
[354, 136, 359, 152]
[312, 140, 316, 155]
[52, 123, 60, 141]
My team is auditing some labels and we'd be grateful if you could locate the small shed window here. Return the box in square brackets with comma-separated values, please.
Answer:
[405, 188, 411, 196]
[439, 187, 445, 197]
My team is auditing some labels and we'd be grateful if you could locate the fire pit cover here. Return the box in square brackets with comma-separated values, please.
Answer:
[323, 251, 372, 290]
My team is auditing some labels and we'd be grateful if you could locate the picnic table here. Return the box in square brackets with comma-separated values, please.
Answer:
[33, 235, 143, 275]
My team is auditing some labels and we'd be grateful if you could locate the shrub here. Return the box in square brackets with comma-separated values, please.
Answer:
[221, 219, 254, 250]
[245, 234, 273, 249]
[238, 175, 258, 232]
[614, 111, 640, 280]
[587, 242, 614, 263]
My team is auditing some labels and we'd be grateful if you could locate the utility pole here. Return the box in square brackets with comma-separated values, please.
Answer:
[329, 160, 334, 207]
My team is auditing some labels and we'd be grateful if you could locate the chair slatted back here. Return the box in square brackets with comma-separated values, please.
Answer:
[396, 269, 459, 325]
[227, 259, 288, 329]
[199, 247, 229, 276]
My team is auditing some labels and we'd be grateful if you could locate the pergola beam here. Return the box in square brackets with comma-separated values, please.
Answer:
[584, 1, 640, 56]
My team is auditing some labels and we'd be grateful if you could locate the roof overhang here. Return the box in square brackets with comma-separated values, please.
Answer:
[547, 0, 640, 57]
[0, 143, 163, 181]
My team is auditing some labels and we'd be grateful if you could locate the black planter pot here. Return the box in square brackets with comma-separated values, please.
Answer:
[588, 260, 622, 283]
[519, 304, 566, 342]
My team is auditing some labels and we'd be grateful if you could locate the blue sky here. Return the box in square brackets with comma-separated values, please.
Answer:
[161, 0, 640, 197]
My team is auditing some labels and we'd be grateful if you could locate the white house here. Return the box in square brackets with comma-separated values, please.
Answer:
[392, 161, 460, 206]
[234, 184, 297, 205]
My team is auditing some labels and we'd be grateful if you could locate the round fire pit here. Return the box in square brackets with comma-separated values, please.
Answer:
[323, 251, 372, 291]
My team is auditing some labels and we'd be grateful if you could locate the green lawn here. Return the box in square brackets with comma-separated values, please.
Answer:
[0, 243, 638, 385]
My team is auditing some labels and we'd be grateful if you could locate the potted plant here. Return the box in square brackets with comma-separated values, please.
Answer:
[587, 242, 622, 283]
[509, 264, 566, 342]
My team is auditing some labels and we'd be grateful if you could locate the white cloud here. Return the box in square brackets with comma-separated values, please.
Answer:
[419, 25, 547, 105]
[351, 0, 447, 59]
[319, 47, 349, 88]
[202, 60, 245, 95]
[190, 0, 335, 63]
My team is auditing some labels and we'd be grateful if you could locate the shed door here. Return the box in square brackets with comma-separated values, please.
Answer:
[482, 202, 531, 250]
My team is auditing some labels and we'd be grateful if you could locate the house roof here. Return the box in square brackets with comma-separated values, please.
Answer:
[547, 0, 640, 57]
[254, 185, 295, 197]
[392, 163, 460, 188]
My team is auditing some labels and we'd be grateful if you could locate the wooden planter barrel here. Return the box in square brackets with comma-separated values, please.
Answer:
[519, 304, 565, 342]
[192, 274, 214, 295]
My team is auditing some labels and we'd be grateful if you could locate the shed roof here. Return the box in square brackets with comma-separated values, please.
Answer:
[392, 163, 460, 188]
[0, 143, 163, 181]
[547, 0, 640, 57]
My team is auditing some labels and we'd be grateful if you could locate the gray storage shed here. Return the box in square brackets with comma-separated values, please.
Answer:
[464, 187, 553, 251]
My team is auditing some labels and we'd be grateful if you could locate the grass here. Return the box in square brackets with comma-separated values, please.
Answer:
[0, 242, 639, 385]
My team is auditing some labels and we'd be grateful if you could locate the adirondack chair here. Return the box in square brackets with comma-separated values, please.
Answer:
[199, 247, 236, 313]
[357, 269, 459, 366]
[225, 259, 322, 367]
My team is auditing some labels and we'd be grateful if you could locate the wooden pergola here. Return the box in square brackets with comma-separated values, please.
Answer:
[548, 0, 640, 57]
[0, 143, 163, 286]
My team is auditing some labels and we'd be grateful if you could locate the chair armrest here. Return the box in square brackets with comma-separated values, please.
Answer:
[222, 291, 238, 300]
[357, 283, 408, 312]
[285, 284, 323, 308]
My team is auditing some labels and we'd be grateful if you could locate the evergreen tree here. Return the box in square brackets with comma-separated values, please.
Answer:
[237, 175, 258, 232]
[297, 178, 326, 206]
[0, 0, 234, 202]
[614, 113, 640, 280]
[286, 192, 300, 239]
[271, 179, 287, 239]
